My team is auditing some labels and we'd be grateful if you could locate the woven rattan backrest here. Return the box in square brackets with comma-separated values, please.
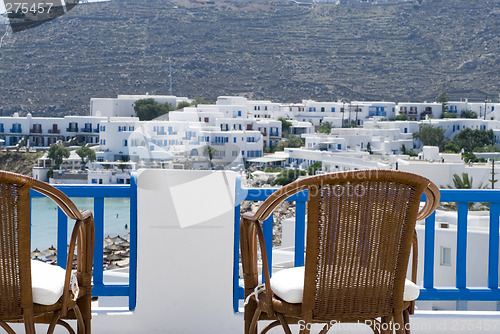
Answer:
[0, 175, 32, 319]
[301, 170, 429, 321]
[0, 171, 84, 321]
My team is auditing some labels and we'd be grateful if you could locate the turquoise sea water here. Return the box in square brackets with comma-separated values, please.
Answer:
[30, 197, 130, 252]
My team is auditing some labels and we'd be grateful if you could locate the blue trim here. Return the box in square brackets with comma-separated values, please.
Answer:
[456, 202, 468, 288]
[419, 288, 500, 301]
[233, 175, 242, 312]
[57, 208, 68, 269]
[93, 197, 105, 289]
[30, 184, 135, 310]
[488, 204, 500, 289]
[129, 172, 138, 310]
[423, 211, 435, 289]
[294, 200, 306, 267]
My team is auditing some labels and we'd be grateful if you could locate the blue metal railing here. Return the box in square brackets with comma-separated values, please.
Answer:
[30, 175, 138, 311]
[233, 184, 308, 312]
[233, 186, 500, 312]
[32, 176, 500, 313]
[419, 190, 500, 303]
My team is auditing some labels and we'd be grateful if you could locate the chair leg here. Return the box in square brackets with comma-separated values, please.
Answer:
[402, 309, 411, 334]
[56, 320, 76, 334]
[0, 320, 17, 334]
[249, 309, 262, 334]
[379, 316, 392, 334]
[276, 313, 294, 334]
[73, 305, 85, 334]
[393, 313, 406, 334]
[261, 320, 281, 334]
[319, 323, 330, 334]
[366, 318, 381, 334]
[24, 314, 36, 334]
[77, 294, 91, 334]
[47, 310, 61, 334]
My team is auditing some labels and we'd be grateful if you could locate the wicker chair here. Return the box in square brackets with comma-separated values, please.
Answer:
[0, 171, 95, 334]
[240, 170, 439, 334]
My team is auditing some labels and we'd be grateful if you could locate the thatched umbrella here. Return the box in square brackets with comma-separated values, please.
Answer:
[43, 245, 57, 255]
[119, 250, 130, 258]
[105, 243, 124, 252]
[31, 248, 45, 258]
[105, 254, 123, 261]
[118, 241, 130, 248]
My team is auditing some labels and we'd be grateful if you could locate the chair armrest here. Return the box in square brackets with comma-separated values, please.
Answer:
[417, 182, 440, 221]
[60, 211, 95, 317]
[240, 216, 274, 315]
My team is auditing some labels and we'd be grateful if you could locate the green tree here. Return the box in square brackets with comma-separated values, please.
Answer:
[276, 135, 304, 151]
[176, 101, 191, 110]
[307, 161, 322, 176]
[401, 144, 418, 156]
[278, 117, 292, 135]
[204, 145, 217, 167]
[448, 173, 473, 189]
[462, 152, 486, 163]
[319, 122, 332, 134]
[133, 98, 173, 121]
[455, 128, 496, 152]
[436, 92, 449, 115]
[443, 112, 457, 118]
[76, 146, 96, 165]
[460, 110, 477, 119]
[443, 141, 460, 153]
[190, 97, 209, 106]
[413, 124, 445, 149]
[395, 114, 409, 121]
[272, 169, 306, 186]
[47, 144, 70, 169]
[366, 142, 373, 154]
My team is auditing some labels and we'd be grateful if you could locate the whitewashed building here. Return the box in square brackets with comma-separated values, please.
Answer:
[90, 95, 191, 117]
[0, 113, 104, 148]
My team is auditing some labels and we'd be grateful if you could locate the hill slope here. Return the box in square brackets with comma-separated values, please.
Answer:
[0, 0, 499, 116]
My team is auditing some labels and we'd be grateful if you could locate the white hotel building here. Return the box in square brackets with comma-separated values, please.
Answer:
[0, 113, 105, 147]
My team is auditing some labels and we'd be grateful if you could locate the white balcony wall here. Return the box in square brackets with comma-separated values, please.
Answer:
[93, 170, 242, 333]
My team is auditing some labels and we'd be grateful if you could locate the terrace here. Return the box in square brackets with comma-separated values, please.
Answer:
[14, 170, 500, 333]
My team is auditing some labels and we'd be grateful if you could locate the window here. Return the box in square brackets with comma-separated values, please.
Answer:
[233, 138, 236, 143]
[440, 247, 451, 266]
[123, 139, 128, 147]
[321, 107, 325, 112]
[331, 107, 335, 112]
[238, 111, 241, 117]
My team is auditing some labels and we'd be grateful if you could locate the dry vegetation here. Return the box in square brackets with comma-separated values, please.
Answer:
[0, 0, 499, 116]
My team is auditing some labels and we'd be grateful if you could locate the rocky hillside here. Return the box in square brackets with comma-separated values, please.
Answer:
[0, 152, 42, 176]
[0, 0, 499, 116]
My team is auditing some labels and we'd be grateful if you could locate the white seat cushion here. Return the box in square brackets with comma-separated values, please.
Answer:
[31, 260, 66, 305]
[270, 266, 420, 304]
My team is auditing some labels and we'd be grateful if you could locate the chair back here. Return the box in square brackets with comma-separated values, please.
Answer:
[300, 170, 437, 322]
[0, 171, 85, 321]
[0, 176, 32, 319]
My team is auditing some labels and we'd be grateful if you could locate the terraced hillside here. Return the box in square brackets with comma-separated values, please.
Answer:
[0, 0, 499, 116]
